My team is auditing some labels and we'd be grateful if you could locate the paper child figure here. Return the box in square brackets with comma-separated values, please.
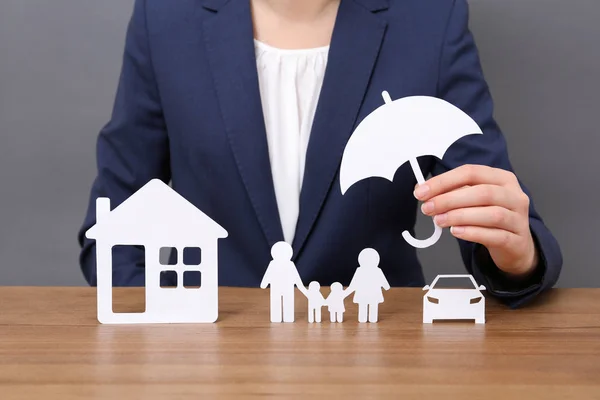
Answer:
[345, 248, 391, 323]
[306, 281, 326, 323]
[325, 282, 347, 323]
[260, 242, 307, 323]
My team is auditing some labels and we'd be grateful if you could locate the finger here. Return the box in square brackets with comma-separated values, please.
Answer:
[450, 225, 520, 250]
[415, 164, 518, 201]
[433, 206, 523, 234]
[422, 185, 522, 215]
[415, 183, 472, 192]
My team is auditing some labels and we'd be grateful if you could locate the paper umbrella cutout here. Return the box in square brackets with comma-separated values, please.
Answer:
[422, 275, 486, 324]
[340, 92, 483, 249]
[86, 179, 228, 324]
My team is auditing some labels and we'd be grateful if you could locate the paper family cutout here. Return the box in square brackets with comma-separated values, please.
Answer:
[261, 244, 390, 323]
[84, 94, 487, 325]
[340, 92, 483, 249]
[422, 275, 486, 324]
[86, 179, 228, 324]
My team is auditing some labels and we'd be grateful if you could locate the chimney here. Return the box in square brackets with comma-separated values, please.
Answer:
[96, 197, 111, 223]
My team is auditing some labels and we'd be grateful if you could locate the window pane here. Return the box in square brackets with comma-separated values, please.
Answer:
[160, 271, 178, 288]
[159, 247, 177, 265]
[432, 277, 476, 289]
[183, 271, 201, 289]
[183, 247, 202, 266]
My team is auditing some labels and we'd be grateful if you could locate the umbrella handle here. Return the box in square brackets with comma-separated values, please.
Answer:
[402, 158, 443, 249]
[402, 222, 443, 249]
[381, 91, 444, 249]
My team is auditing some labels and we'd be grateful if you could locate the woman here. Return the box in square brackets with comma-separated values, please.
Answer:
[346, 248, 391, 323]
[78, 0, 562, 307]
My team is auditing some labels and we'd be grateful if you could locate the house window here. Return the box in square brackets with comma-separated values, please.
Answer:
[160, 270, 178, 288]
[158, 247, 202, 289]
[159, 247, 177, 265]
[183, 271, 202, 289]
[183, 247, 202, 266]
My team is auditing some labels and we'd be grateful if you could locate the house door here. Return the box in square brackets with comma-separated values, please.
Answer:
[111, 245, 146, 313]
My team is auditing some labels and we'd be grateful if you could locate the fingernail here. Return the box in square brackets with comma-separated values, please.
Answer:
[434, 213, 447, 225]
[414, 184, 430, 199]
[451, 226, 465, 235]
[421, 201, 434, 214]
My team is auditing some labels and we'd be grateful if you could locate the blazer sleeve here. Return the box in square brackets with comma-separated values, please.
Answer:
[78, 0, 171, 286]
[432, 0, 563, 307]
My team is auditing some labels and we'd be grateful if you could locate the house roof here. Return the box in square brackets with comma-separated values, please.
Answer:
[86, 179, 228, 243]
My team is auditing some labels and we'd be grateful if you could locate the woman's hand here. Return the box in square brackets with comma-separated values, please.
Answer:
[414, 164, 539, 277]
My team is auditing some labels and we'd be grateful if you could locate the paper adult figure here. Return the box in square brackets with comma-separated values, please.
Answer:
[340, 92, 483, 249]
[325, 282, 347, 323]
[260, 242, 307, 323]
[346, 249, 391, 323]
[306, 281, 326, 323]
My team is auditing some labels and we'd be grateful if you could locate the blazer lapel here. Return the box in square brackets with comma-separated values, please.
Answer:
[202, 0, 284, 246]
[292, 0, 388, 257]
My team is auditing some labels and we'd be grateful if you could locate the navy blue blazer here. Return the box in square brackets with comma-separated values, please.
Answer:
[79, 0, 562, 307]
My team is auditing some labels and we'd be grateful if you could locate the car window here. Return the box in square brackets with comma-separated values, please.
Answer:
[430, 277, 476, 289]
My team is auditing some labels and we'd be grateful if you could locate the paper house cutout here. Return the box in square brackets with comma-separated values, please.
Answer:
[340, 92, 483, 249]
[86, 179, 228, 324]
[422, 275, 486, 324]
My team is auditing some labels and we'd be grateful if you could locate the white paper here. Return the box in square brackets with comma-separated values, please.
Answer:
[422, 274, 486, 324]
[260, 242, 308, 323]
[86, 179, 228, 324]
[345, 248, 391, 323]
[340, 92, 483, 248]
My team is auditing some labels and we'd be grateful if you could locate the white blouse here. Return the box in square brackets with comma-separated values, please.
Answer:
[254, 39, 329, 244]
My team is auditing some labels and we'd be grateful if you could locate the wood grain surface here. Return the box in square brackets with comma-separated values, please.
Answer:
[0, 287, 599, 399]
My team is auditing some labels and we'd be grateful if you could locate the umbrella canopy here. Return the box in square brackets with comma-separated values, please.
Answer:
[340, 92, 483, 248]
[341, 94, 483, 194]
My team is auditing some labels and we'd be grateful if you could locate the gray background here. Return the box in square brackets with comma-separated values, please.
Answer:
[0, 0, 598, 286]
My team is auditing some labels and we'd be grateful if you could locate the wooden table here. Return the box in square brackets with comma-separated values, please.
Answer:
[0, 288, 599, 399]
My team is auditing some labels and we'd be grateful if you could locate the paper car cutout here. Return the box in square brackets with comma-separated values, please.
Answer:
[422, 274, 486, 324]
